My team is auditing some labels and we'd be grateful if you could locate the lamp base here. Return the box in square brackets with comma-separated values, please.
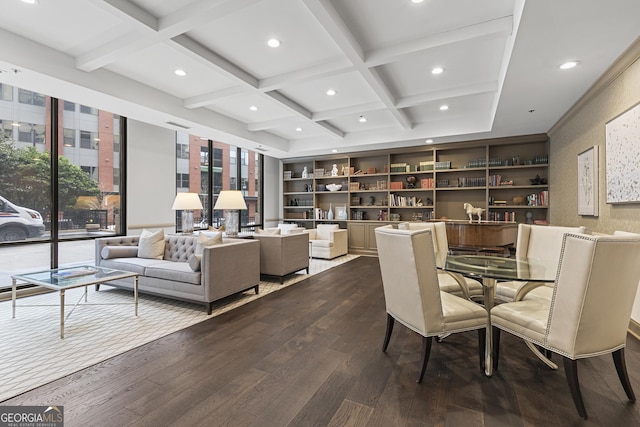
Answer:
[181, 210, 194, 234]
[224, 209, 239, 237]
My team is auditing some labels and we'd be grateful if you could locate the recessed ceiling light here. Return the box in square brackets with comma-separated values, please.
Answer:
[411, 0, 424, 3]
[559, 61, 579, 70]
[295, 127, 302, 132]
[359, 115, 367, 123]
[174, 69, 187, 77]
[21, 0, 39, 4]
[331, 149, 338, 153]
[326, 89, 337, 96]
[249, 105, 258, 111]
[267, 38, 281, 48]
[439, 105, 449, 111]
[425, 139, 434, 144]
[432, 67, 444, 75]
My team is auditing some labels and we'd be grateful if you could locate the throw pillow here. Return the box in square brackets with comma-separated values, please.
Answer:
[137, 229, 165, 259]
[196, 231, 222, 255]
[101, 245, 139, 259]
[277, 223, 299, 235]
[187, 254, 202, 271]
[209, 225, 225, 232]
[256, 228, 280, 235]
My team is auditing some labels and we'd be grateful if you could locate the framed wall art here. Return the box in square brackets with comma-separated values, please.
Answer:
[605, 102, 640, 203]
[335, 205, 348, 220]
[577, 146, 598, 216]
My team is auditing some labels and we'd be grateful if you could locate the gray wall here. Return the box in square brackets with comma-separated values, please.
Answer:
[549, 40, 640, 320]
[127, 119, 177, 234]
[262, 154, 282, 228]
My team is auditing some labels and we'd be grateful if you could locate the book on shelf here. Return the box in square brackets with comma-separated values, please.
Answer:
[420, 178, 434, 188]
[418, 161, 433, 171]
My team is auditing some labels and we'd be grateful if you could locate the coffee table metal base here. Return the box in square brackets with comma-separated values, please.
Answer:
[11, 272, 138, 339]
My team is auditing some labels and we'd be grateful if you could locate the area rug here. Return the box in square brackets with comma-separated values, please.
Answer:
[0, 254, 359, 402]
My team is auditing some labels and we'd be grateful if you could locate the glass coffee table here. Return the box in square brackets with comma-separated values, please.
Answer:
[11, 265, 139, 338]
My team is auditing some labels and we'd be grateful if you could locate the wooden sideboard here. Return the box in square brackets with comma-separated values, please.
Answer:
[444, 221, 517, 255]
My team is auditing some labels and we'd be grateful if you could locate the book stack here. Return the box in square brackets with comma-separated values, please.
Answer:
[284, 171, 292, 179]
[420, 178, 434, 188]
[418, 161, 433, 171]
[390, 162, 409, 173]
[435, 161, 451, 170]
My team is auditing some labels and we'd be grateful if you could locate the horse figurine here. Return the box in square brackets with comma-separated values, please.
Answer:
[464, 203, 485, 223]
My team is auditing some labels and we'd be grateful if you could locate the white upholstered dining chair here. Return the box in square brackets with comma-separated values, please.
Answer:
[495, 224, 586, 303]
[491, 233, 640, 419]
[397, 221, 483, 300]
[374, 225, 488, 383]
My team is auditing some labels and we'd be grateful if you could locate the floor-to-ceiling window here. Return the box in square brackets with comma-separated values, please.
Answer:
[0, 84, 125, 290]
[175, 134, 262, 232]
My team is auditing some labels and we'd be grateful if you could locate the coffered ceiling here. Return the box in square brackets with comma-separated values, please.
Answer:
[1, 0, 639, 158]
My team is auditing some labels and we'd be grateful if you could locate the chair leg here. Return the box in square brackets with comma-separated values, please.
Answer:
[417, 336, 433, 383]
[382, 314, 394, 352]
[478, 328, 486, 371]
[613, 349, 636, 401]
[492, 326, 501, 371]
[563, 357, 588, 419]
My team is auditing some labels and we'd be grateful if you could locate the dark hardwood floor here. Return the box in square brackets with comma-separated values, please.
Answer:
[5, 256, 640, 426]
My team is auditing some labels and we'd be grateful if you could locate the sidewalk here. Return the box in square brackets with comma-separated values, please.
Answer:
[0, 240, 96, 289]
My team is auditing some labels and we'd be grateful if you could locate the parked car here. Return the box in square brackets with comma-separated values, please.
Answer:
[0, 196, 45, 241]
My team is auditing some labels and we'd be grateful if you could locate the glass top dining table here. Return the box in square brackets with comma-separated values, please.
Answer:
[442, 254, 557, 376]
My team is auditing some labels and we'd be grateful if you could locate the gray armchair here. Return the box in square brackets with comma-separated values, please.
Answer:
[491, 233, 640, 419]
[254, 232, 309, 283]
[375, 225, 487, 383]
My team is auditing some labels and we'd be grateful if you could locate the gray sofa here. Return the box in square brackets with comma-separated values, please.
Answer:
[95, 234, 260, 314]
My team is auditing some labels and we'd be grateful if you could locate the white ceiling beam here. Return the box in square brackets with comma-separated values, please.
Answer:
[259, 58, 354, 92]
[312, 101, 386, 121]
[77, 0, 261, 71]
[99, 0, 158, 30]
[302, 0, 413, 131]
[265, 91, 343, 138]
[171, 35, 259, 89]
[315, 120, 345, 138]
[365, 16, 513, 67]
[248, 117, 297, 132]
[395, 81, 498, 108]
[158, 0, 260, 35]
[183, 86, 247, 109]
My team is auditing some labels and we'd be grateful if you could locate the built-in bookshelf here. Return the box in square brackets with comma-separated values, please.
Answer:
[282, 135, 549, 245]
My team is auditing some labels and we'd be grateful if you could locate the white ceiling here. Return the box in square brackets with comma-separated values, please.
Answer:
[1, 0, 639, 159]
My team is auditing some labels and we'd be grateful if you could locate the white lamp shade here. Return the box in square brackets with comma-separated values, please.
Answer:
[214, 190, 247, 210]
[171, 192, 203, 210]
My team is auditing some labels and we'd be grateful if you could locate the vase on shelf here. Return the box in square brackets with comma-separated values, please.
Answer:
[328, 203, 334, 220]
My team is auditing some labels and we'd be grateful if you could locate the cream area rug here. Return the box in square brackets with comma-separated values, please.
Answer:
[0, 255, 359, 402]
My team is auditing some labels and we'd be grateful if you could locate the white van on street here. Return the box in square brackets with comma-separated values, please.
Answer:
[0, 196, 45, 241]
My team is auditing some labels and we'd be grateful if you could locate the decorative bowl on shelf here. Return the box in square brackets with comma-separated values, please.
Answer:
[326, 184, 342, 192]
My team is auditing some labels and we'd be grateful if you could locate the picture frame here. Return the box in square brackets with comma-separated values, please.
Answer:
[605, 101, 640, 203]
[335, 205, 348, 220]
[577, 146, 598, 216]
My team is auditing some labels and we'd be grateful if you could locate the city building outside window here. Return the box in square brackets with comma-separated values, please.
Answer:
[0, 83, 124, 290]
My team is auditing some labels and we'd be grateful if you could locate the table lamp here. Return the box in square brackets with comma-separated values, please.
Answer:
[171, 192, 203, 234]
[213, 190, 247, 237]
